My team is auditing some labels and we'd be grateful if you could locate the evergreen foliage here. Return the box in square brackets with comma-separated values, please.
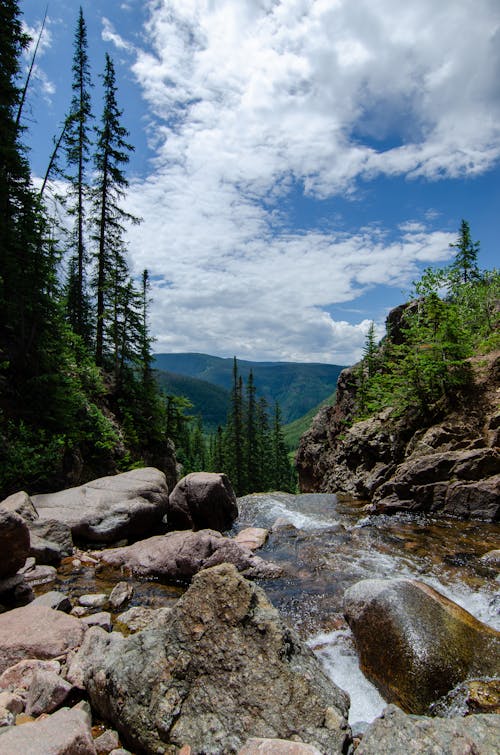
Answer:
[353, 222, 498, 421]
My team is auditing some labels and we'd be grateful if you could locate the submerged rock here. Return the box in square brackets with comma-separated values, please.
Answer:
[167, 471, 238, 532]
[355, 704, 500, 755]
[96, 528, 282, 580]
[343, 578, 500, 714]
[68, 563, 351, 754]
[32, 467, 169, 544]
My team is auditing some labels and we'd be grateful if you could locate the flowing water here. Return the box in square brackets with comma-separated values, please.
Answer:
[39, 492, 499, 725]
[234, 493, 500, 724]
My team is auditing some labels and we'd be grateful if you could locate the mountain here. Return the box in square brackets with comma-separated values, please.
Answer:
[283, 390, 336, 451]
[153, 353, 345, 425]
[154, 370, 230, 429]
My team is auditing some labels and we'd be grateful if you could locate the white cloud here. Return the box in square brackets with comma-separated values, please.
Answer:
[119, 0, 499, 363]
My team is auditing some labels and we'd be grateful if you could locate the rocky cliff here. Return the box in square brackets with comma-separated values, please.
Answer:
[296, 349, 500, 521]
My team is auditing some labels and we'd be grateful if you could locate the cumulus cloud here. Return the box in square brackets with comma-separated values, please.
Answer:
[118, 0, 499, 363]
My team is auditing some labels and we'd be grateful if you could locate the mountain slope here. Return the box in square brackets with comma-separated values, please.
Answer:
[154, 370, 230, 430]
[153, 353, 345, 424]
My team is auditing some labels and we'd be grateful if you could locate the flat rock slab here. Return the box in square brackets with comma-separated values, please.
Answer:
[32, 467, 169, 543]
[356, 705, 500, 755]
[68, 563, 351, 754]
[233, 527, 269, 550]
[0, 605, 86, 674]
[97, 528, 282, 581]
[0, 704, 97, 754]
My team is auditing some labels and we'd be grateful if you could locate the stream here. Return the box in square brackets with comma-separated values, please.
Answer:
[40, 492, 500, 726]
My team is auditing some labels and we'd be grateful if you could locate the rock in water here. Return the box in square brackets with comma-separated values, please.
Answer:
[69, 563, 351, 754]
[343, 578, 500, 714]
[355, 704, 500, 755]
[31, 467, 169, 543]
[168, 472, 238, 532]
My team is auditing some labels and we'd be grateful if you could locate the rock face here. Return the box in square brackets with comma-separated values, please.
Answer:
[0, 604, 86, 674]
[167, 472, 238, 532]
[69, 563, 351, 755]
[96, 529, 282, 580]
[0, 510, 30, 578]
[296, 349, 500, 521]
[355, 704, 500, 755]
[343, 578, 500, 714]
[32, 467, 170, 543]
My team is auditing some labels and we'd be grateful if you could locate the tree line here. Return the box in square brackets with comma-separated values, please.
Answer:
[354, 220, 499, 420]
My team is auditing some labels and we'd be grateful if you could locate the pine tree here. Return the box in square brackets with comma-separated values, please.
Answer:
[254, 396, 272, 491]
[271, 403, 294, 492]
[449, 219, 480, 288]
[245, 369, 258, 490]
[223, 358, 245, 494]
[92, 53, 139, 367]
[64, 7, 93, 344]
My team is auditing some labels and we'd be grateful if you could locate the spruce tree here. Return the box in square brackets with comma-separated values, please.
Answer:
[449, 220, 480, 288]
[64, 7, 93, 344]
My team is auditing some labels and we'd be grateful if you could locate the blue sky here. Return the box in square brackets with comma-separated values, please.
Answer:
[21, 0, 500, 365]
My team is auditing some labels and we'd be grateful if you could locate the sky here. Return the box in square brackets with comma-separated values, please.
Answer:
[21, 0, 500, 365]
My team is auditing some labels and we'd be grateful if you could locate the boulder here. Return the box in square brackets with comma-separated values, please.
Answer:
[239, 740, 322, 754]
[343, 578, 500, 714]
[0, 659, 61, 691]
[0, 491, 38, 521]
[167, 472, 238, 532]
[68, 563, 351, 755]
[31, 591, 72, 613]
[25, 667, 74, 716]
[29, 532, 65, 565]
[114, 606, 172, 634]
[355, 704, 500, 755]
[108, 581, 134, 611]
[431, 678, 500, 716]
[0, 605, 86, 674]
[96, 528, 282, 581]
[31, 467, 169, 544]
[0, 510, 30, 579]
[0, 704, 97, 754]
[82, 612, 112, 632]
[233, 527, 269, 550]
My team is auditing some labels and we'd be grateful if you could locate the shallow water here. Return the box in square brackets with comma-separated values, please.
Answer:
[37, 492, 499, 724]
[235, 492, 500, 722]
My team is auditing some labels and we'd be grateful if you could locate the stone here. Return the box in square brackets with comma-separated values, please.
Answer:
[0, 491, 38, 522]
[25, 668, 74, 716]
[481, 548, 500, 568]
[97, 529, 282, 581]
[239, 739, 323, 754]
[93, 728, 120, 754]
[82, 612, 112, 632]
[79, 594, 108, 609]
[0, 573, 34, 610]
[0, 689, 24, 713]
[430, 678, 500, 716]
[443, 474, 500, 520]
[0, 510, 30, 579]
[0, 705, 15, 727]
[68, 563, 351, 755]
[355, 704, 500, 755]
[0, 704, 97, 754]
[343, 578, 500, 714]
[28, 518, 74, 557]
[114, 606, 172, 634]
[0, 659, 61, 691]
[167, 472, 238, 532]
[233, 527, 269, 550]
[108, 582, 133, 611]
[0, 605, 86, 674]
[29, 533, 65, 566]
[32, 467, 169, 544]
[22, 564, 57, 587]
[31, 591, 72, 613]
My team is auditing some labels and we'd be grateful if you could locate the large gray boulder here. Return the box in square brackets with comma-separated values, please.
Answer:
[0, 510, 30, 578]
[167, 472, 238, 532]
[68, 563, 351, 754]
[355, 704, 500, 755]
[96, 528, 282, 580]
[0, 605, 86, 674]
[343, 578, 500, 714]
[32, 467, 169, 543]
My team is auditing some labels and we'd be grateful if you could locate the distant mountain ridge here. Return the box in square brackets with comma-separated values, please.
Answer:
[153, 353, 345, 427]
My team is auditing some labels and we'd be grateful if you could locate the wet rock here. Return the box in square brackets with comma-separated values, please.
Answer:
[114, 606, 172, 634]
[31, 591, 72, 613]
[32, 467, 169, 544]
[97, 528, 282, 581]
[430, 678, 500, 716]
[108, 582, 133, 610]
[233, 527, 269, 550]
[0, 491, 38, 522]
[481, 548, 500, 568]
[443, 474, 500, 520]
[0, 689, 24, 713]
[355, 704, 500, 755]
[238, 739, 322, 754]
[79, 593, 108, 609]
[25, 667, 74, 716]
[167, 472, 238, 532]
[68, 563, 351, 755]
[82, 612, 112, 632]
[0, 704, 97, 754]
[0, 605, 86, 674]
[22, 564, 57, 587]
[28, 533, 65, 566]
[343, 578, 500, 714]
[0, 511, 30, 579]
